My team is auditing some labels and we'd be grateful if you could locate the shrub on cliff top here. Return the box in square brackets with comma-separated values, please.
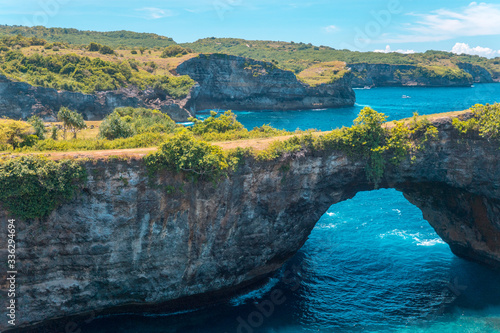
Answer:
[452, 103, 500, 139]
[256, 107, 438, 187]
[145, 130, 232, 181]
[190, 111, 244, 135]
[0, 155, 87, 219]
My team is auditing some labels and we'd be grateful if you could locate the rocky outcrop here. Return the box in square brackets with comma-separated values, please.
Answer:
[456, 62, 494, 83]
[176, 54, 355, 112]
[0, 75, 193, 122]
[2, 112, 500, 331]
[348, 63, 474, 87]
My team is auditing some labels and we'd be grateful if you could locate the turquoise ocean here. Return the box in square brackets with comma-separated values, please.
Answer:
[85, 84, 500, 333]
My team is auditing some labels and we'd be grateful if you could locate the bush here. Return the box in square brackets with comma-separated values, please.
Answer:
[98, 107, 177, 139]
[0, 156, 87, 219]
[98, 113, 135, 140]
[28, 115, 46, 140]
[0, 119, 34, 149]
[190, 111, 244, 135]
[99, 45, 115, 55]
[452, 103, 500, 139]
[160, 45, 191, 58]
[145, 130, 229, 181]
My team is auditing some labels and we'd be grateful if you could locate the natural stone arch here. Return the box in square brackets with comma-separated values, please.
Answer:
[2, 115, 500, 331]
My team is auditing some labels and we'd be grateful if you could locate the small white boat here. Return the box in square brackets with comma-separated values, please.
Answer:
[402, 95, 411, 99]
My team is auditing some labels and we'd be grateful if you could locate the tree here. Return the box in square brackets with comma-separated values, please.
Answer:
[69, 112, 86, 139]
[57, 107, 72, 139]
[28, 115, 46, 140]
[87, 42, 101, 51]
[57, 107, 87, 139]
[190, 111, 244, 135]
[0, 120, 33, 149]
[50, 126, 59, 140]
[98, 113, 134, 140]
[160, 45, 190, 58]
[99, 45, 114, 55]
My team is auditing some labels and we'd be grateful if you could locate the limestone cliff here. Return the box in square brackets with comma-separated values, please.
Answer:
[348, 63, 476, 87]
[176, 54, 356, 112]
[2, 112, 500, 331]
[456, 62, 495, 83]
[0, 75, 193, 122]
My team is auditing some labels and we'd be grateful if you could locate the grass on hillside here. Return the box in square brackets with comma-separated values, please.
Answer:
[297, 61, 349, 86]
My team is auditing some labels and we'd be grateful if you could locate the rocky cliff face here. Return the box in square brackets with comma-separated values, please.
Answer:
[456, 62, 494, 83]
[0, 75, 193, 122]
[176, 54, 356, 111]
[348, 63, 475, 87]
[2, 113, 500, 331]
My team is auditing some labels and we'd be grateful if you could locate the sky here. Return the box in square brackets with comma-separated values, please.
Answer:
[1, 0, 500, 57]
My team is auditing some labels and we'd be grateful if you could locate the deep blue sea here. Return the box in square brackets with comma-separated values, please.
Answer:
[86, 84, 500, 333]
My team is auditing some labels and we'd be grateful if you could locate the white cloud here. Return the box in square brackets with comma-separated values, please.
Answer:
[451, 42, 499, 58]
[377, 2, 500, 43]
[322, 25, 339, 33]
[374, 45, 415, 54]
[135, 7, 175, 20]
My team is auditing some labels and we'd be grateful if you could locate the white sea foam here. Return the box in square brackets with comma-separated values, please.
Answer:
[229, 276, 281, 306]
[416, 238, 445, 247]
[379, 229, 445, 246]
[316, 223, 337, 230]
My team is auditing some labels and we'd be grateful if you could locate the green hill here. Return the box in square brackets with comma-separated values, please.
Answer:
[0, 25, 176, 49]
[183, 37, 500, 76]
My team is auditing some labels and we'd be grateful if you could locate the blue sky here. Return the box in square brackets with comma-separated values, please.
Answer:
[1, 0, 500, 57]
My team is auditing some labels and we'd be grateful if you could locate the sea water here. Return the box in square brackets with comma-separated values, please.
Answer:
[85, 84, 500, 332]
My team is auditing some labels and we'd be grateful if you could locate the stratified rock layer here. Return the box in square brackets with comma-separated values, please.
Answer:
[176, 54, 356, 111]
[1, 112, 500, 331]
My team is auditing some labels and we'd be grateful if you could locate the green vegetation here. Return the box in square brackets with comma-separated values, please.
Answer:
[0, 49, 194, 96]
[189, 111, 290, 141]
[58, 107, 86, 139]
[0, 34, 47, 48]
[0, 155, 87, 219]
[28, 115, 46, 140]
[297, 61, 349, 86]
[190, 110, 244, 134]
[98, 107, 176, 139]
[144, 107, 438, 187]
[256, 108, 438, 186]
[391, 65, 473, 83]
[87, 42, 115, 55]
[184, 37, 500, 78]
[0, 25, 176, 48]
[145, 130, 231, 181]
[160, 45, 192, 58]
[0, 119, 35, 150]
[452, 103, 500, 139]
